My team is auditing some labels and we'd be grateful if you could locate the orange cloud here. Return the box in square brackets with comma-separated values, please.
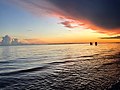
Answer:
[100, 35, 120, 39]
[22, 39, 46, 44]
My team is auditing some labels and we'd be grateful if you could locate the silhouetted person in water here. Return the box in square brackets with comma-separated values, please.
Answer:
[90, 42, 93, 45]
[95, 42, 98, 46]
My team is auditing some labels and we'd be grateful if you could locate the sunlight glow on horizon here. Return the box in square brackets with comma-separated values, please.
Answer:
[0, 0, 120, 44]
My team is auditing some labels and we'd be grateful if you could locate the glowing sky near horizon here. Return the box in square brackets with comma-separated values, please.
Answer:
[0, 0, 120, 43]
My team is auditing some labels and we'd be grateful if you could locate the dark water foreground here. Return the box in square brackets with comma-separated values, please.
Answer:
[0, 44, 120, 90]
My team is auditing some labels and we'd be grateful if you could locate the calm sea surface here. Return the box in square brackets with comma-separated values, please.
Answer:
[0, 43, 120, 90]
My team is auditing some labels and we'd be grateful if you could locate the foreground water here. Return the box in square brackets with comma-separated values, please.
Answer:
[0, 43, 120, 90]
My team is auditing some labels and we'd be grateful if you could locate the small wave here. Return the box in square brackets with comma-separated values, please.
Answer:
[76, 54, 99, 59]
[0, 61, 13, 64]
[103, 60, 120, 66]
[0, 65, 49, 76]
[18, 58, 28, 59]
[62, 54, 98, 60]
[103, 62, 114, 66]
[103, 52, 120, 60]
[81, 55, 93, 58]
[47, 60, 75, 65]
[61, 57, 73, 60]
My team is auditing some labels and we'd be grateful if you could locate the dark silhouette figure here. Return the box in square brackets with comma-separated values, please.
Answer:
[90, 42, 93, 45]
[95, 42, 98, 46]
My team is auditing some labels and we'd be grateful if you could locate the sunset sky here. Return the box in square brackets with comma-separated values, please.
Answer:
[0, 0, 120, 44]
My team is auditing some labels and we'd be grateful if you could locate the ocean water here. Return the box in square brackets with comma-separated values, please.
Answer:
[0, 43, 120, 90]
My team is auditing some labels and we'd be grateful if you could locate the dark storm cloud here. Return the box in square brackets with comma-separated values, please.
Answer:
[50, 0, 120, 30]
[100, 36, 120, 39]
[10, 0, 120, 34]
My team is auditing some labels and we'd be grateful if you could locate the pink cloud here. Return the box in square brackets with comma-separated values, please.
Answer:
[60, 21, 79, 28]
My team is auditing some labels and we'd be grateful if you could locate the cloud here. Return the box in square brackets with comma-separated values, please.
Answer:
[100, 36, 120, 39]
[10, 0, 63, 17]
[49, 0, 120, 34]
[60, 20, 80, 28]
[23, 39, 46, 44]
[10, 0, 120, 34]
